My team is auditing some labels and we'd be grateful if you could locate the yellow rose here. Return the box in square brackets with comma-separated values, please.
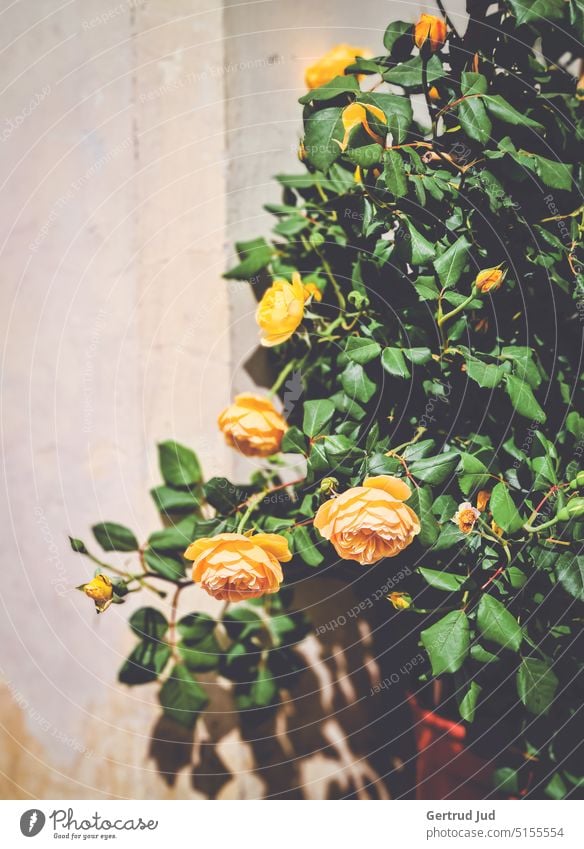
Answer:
[475, 266, 506, 293]
[305, 44, 371, 90]
[414, 14, 447, 54]
[184, 532, 292, 602]
[81, 574, 113, 613]
[256, 272, 320, 347]
[313, 475, 420, 565]
[452, 501, 480, 534]
[218, 393, 288, 457]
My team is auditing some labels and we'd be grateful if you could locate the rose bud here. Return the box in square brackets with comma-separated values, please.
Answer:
[475, 266, 506, 293]
[388, 592, 413, 611]
[80, 574, 114, 613]
[414, 14, 447, 54]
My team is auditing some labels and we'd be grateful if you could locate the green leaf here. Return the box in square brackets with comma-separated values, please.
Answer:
[294, 524, 325, 567]
[144, 548, 184, 581]
[483, 95, 544, 131]
[505, 374, 546, 423]
[493, 767, 519, 794]
[303, 398, 335, 437]
[410, 451, 460, 485]
[203, 476, 246, 514]
[159, 664, 208, 727]
[383, 54, 444, 88]
[298, 74, 359, 104]
[345, 335, 382, 365]
[408, 487, 440, 547]
[466, 359, 508, 388]
[281, 426, 309, 455]
[118, 640, 171, 685]
[461, 72, 488, 96]
[555, 553, 584, 601]
[223, 608, 263, 642]
[150, 485, 200, 514]
[157, 440, 202, 487]
[420, 610, 470, 676]
[399, 219, 436, 264]
[477, 594, 523, 652]
[384, 149, 407, 197]
[303, 106, 344, 172]
[434, 236, 471, 288]
[179, 633, 221, 671]
[525, 152, 573, 191]
[92, 522, 138, 552]
[471, 644, 500, 664]
[341, 363, 377, 404]
[403, 346, 432, 365]
[381, 347, 410, 378]
[458, 453, 491, 496]
[490, 482, 524, 533]
[383, 20, 412, 53]
[176, 612, 216, 642]
[459, 681, 482, 723]
[432, 522, 466, 551]
[458, 96, 492, 144]
[129, 607, 168, 641]
[507, 0, 564, 26]
[516, 657, 558, 716]
[418, 567, 465, 592]
[224, 237, 273, 279]
[148, 517, 197, 553]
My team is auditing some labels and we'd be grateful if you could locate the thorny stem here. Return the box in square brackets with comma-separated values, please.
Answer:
[421, 56, 437, 140]
[438, 288, 477, 327]
[86, 551, 166, 598]
[269, 358, 297, 397]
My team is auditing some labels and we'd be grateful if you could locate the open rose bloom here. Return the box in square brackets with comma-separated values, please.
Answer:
[314, 475, 420, 565]
[218, 393, 287, 457]
[184, 532, 292, 602]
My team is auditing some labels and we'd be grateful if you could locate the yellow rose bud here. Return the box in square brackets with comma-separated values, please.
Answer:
[388, 592, 412, 611]
[81, 574, 113, 613]
[305, 44, 371, 90]
[184, 532, 292, 602]
[218, 393, 288, 458]
[475, 266, 506, 293]
[256, 272, 316, 347]
[428, 85, 441, 102]
[414, 14, 447, 54]
[476, 490, 491, 512]
[314, 476, 420, 565]
[452, 501, 480, 534]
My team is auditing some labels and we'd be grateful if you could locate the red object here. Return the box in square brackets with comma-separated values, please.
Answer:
[408, 693, 493, 799]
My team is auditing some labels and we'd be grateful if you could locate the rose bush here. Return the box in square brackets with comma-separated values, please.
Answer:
[71, 1, 583, 799]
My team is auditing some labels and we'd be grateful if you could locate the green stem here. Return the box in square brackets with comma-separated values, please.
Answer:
[269, 358, 297, 397]
[523, 516, 559, 534]
[237, 492, 265, 534]
[438, 288, 477, 327]
[318, 252, 346, 311]
[422, 56, 437, 139]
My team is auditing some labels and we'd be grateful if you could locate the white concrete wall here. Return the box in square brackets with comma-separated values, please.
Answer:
[0, 0, 465, 799]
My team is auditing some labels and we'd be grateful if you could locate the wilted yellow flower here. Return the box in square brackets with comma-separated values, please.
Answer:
[476, 490, 491, 512]
[218, 394, 288, 457]
[414, 14, 447, 54]
[256, 272, 320, 347]
[184, 532, 292, 602]
[340, 102, 386, 150]
[475, 266, 506, 293]
[80, 574, 113, 613]
[491, 519, 504, 537]
[388, 592, 412, 610]
[453, 501, 480, 534]
[305, 44, 371, 90]
[314, 475, 420, 565]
